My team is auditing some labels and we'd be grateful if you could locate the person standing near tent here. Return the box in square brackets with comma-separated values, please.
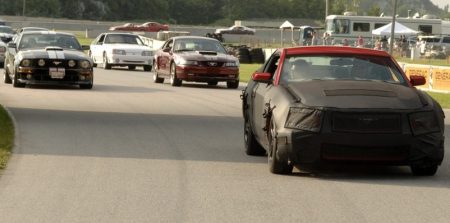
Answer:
[381, 35, 388, 51]
[355, 35, 364, 47]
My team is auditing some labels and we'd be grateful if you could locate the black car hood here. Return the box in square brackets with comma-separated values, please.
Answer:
[19, 48, 89, 60]
[286, 80, 424, 109]
[175, 51, 235, 62]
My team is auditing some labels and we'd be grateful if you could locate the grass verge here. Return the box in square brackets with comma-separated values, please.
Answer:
[0, 105, 14, 170]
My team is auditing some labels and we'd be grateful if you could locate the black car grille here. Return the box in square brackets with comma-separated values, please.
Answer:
[332, 112, 402, 134]
[198, 61, 224, 67]
[31, 59, 75, 68]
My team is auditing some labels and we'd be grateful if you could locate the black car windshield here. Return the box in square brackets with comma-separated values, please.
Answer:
[280, 55, 407, 85]
[104, 34, 144, 45]
[18, 33, 82, 50]
[0, 26, 15, 34]
[173, 38, 227, 54]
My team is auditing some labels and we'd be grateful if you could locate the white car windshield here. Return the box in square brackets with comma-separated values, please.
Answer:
[104, 34, 144, 45]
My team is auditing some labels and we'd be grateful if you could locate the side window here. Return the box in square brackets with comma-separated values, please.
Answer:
[353, 22, 370, 32]
[443, 37, 450, 44]
[98, 34, 105, 44]
[263, 54, 280, 78]
[163, 39, 173, 50]
[418, 25, 432, 35]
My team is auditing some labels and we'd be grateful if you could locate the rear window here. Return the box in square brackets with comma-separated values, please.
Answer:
[280, 55, 406, 85]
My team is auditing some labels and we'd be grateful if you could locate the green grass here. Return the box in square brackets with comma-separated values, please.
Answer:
[426, 92, 450, 108]
[0, 106, 14, 170]
[240, 64, 263, 82]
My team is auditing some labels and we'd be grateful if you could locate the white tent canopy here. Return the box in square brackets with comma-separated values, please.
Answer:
[280, 20, 296, 47]
[371, 22, 419, 36]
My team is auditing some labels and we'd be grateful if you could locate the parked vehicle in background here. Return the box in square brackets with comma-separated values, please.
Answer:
[89, 32, 153, 71]
[242, 46, 444, 176]
[215, 25, 255, 35]
[325, 14, 449, 45]
[3, 31, 94, 89]
[419, 35, 450, 57]
[109, 22, 169, 32]
[0, 19, 5, 26]
[0, 25, 15, 43]
[153, 36, 240, 88]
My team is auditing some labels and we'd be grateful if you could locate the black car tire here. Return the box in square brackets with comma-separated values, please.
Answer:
[227, 80, 239, 89]
[12, 74, 25, 88]
[410, 163, 438, 176]
[143, 65, 152, 71]
[80, 83, 93, 89]
[128, 65, 136, 70]
[207, 81, 218, 86]
[4, 68, 12, 84]
[103, 53, 111, 70]
[244, 119, 266, 156]
[170, 63, 182, 87]
[268, 119, 293, 174]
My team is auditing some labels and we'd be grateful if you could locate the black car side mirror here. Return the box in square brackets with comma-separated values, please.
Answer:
[7, 42, 16, 49]
[82, 45, 90, 51]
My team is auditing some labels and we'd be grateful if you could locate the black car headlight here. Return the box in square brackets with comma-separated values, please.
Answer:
[285, 107, 323, 132]
[409, 111, 440, 135]
[21, 59, 31, 67]
[80, 60, 91, 69]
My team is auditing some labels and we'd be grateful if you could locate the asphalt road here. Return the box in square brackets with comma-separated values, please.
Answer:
[0, 67, 449, 223]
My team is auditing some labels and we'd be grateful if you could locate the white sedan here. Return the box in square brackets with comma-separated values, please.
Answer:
[89, 32, 153, 71]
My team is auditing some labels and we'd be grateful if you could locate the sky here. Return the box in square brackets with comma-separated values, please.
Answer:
[430, 0, 448, 10]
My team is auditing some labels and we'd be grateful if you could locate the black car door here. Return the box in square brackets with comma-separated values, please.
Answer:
[252, 52, 281, 146]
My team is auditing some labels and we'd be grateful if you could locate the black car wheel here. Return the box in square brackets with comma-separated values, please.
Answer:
[12, 74, 25, 88]
[4, 68, 12, 84]
[410, 163, 438, 176]
[207, 81, 218, 86]
[143, 65, 152, 71]
[268, 119, 293, 174]
[103, 53, 111, 70]
[170, 63, 182, 87]
[244, 119, 266, 156]
[128, 65, 136, 70]
[227, 80, 239, 89]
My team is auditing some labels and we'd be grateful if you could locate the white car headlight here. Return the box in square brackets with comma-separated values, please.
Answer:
[80, 60, 91, 69]
[112, 49, 126, 55]
[142, 51, 152, 56]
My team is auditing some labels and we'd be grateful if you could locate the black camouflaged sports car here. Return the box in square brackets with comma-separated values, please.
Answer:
[3, 31, 93, 89]
[242, 46, 445, 176]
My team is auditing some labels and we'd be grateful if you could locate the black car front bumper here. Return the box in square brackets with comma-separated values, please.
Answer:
[278, 110, 444, 166]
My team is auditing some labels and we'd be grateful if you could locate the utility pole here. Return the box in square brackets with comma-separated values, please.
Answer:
[22, 0, 26, 17]
[389, 0, 397, 55]
[325, 0, 329, 18]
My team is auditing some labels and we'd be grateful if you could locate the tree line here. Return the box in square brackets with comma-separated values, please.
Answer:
[0, 0, 448, 25]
